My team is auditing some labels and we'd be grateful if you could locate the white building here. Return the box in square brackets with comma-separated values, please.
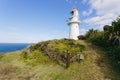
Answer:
[67, 8, 80, 40]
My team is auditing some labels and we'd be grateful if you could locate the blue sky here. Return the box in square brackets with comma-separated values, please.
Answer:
[0, 0, 120, 43]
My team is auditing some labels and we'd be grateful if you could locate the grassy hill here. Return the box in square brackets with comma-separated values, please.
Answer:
[0, 39, 120, 80]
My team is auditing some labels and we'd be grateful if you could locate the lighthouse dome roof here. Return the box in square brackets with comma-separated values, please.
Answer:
[71, 8, 79, 17]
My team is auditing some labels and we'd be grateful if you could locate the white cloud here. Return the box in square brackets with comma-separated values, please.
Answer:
[83, 13, 116, 30]
[65, 0, 82, 5]
[84, 13, 115, 25]
[82, 0, 87, 4]
[82, 9, 93, 16]
[83, 0, 120, 30]
[89, 0, 120, 15]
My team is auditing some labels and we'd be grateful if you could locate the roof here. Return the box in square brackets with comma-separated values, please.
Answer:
[72, 7, 78, 12]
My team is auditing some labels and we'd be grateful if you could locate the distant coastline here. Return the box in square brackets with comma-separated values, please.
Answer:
[0, 43, 32, 53]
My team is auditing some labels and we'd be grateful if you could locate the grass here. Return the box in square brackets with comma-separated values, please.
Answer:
[0, 40, 120, 80]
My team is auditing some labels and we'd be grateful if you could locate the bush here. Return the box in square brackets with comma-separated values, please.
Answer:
[0, 54, 3, 60]
[108, 46, 120, 62]
[26, 50, 50, 66]
[20, 50, 50, 66]
[30, 50, 49, 63]
[21, 39, 86, 66]
[20, 51, 27, 60]
[78, 35, 86, 40]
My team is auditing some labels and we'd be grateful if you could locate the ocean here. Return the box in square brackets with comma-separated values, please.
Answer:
[0, 43, 31, 53]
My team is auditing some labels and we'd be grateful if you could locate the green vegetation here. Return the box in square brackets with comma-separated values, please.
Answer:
[29, 39, 84, 54]
[85, 17, 120, 76]
[22, 50, 50, 66]
[22, 39, 86, 67]
[0, 39, 120, 80]
[86, 16, 120, 46]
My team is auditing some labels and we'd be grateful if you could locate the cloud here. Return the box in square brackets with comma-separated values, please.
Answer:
[82, 0, 87, 4]
[84, 13, 115, 25]
[65, 0, 80, 5]
[89, 0, 120, 15]
[83, 13, 116, 30]
[83, 0, 120, 30]
[82, 9, 93, 16]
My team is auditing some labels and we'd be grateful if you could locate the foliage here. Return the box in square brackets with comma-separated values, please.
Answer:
[29, 38, 85, 56]
[85, 29, 107, 46]
[86, 17, 120, 46]
[85, 17, 120, 65]
[104, 17, 120, 45]
[21, 39, 86, 66]
[20, 50, 50, 66]
[28, 50, 50, 63]
[1, 41, 120, 80]
[20, 51, 27, 60]
[78, 35, 86, 40]
[107, 46, 120, 62]
[0, 54, 3, 60]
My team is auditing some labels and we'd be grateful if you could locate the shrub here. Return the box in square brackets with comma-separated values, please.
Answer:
[27, 50, 50, 64]
[78, 35, 86, 40]
[0, 54, 3, 60]
[20, 51, 27, 60]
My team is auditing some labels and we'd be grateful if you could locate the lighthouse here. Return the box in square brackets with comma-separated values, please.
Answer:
[67, 8, 80, 40]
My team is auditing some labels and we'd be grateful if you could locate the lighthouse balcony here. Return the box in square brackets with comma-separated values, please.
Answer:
[69, 16, 79, 18]
[68, 20, 80, 25]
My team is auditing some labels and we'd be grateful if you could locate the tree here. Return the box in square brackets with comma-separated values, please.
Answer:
[103, 17, 120, 45]
[111, 17, 120, 45]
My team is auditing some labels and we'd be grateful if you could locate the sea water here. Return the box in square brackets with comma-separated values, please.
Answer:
[0, 43, 31, 53]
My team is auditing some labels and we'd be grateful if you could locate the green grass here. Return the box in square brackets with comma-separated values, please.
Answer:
[0, 40, 120, 80]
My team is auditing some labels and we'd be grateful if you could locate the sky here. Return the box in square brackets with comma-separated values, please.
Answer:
[0, 0, 120, 43]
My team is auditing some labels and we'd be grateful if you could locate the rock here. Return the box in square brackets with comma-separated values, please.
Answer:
[80, 54, 84, 60]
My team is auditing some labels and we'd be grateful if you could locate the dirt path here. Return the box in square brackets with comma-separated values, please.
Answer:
[77, 40, 120, 80]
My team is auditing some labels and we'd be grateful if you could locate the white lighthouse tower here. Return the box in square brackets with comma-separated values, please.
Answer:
[67, 8, 80, 40]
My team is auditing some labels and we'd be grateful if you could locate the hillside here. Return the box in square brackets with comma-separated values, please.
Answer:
[0, 39, 120, 80]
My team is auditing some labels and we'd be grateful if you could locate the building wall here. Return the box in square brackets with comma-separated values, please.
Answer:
[69, 23, 79, 40]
